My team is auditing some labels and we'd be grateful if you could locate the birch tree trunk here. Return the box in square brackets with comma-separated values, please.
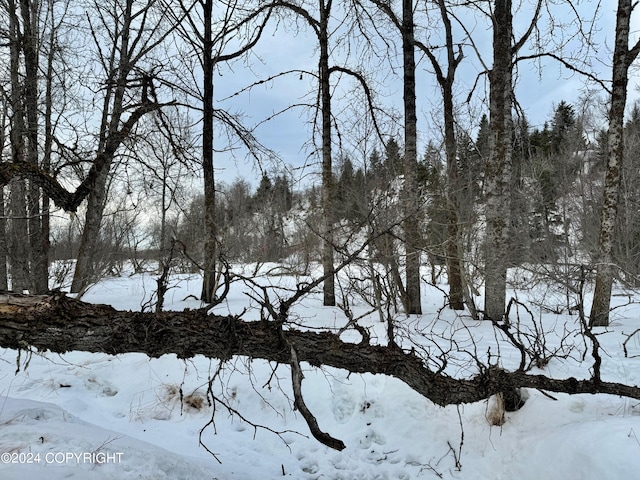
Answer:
[590, 0, 640, 327]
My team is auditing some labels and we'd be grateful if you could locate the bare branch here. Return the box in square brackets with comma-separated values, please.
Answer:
[328, 65, 384, 143]
[289, 345, 346, 450]
[516, 52, 610, 93]
[512, 0, 542, 54]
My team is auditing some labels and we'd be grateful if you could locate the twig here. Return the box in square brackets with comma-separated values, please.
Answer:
[289, 345, 346, 451]
[623, 328, 640, 358]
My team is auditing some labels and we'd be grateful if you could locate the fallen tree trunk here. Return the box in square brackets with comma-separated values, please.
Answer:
[0, 292, 639, 407]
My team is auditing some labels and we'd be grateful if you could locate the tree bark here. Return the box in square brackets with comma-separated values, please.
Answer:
[0, 190, 6, 292]
[320, 0, 336, 307]
[483, 0, 513, 321]
[443, 83, 464, 311]
[200, 0, 218, 304]
[2, 292, 640, 407]
[40, 0, 57, 295]
[7, 0, 30, 293]
[590, 0, 638, 327]
[8, 181, 30, 292]
[20, 0, 48, 294]
[0, 104, 9, 291]
[401, 0, 422, 314]
[71, 165, 111, 294]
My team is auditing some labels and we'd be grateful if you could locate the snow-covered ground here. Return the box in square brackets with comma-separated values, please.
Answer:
[1, 266, 640, 479]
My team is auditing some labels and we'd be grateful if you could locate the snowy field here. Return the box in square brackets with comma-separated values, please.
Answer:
[1, 265, 640, 480]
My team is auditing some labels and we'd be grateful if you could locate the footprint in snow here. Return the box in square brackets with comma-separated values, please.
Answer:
[331, 381, 356, 424]
[299, 456, 319, 474]
[358, 428, 386, 449]
[84, 375, 118, 397]
[569, 398, 585, 413]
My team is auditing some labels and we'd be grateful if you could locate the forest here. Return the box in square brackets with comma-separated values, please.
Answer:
[2, 0, 640, 477]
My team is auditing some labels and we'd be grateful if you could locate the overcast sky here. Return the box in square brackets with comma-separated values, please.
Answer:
[211, 2, 640, 189]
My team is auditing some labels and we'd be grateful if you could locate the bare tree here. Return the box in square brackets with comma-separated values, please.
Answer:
[399, 0, 422, 314]
[70, 0, 172, 294]
[16, 0, 46, 293]
[613, 104, 640, 286]
[165, 0, 273, 303]
[483, 0, 541, 320]
[38, 0, 69, 294]
[247, 0, 382, 306]
[366, 0, 422, 313]
[199, 0, 217, 303]
[590, 0, 640, 326]
[1, 0, 76, 293]
[417, 0, 465, 310]
[264, 0, 339, 306]
[6, 0, 31, 293]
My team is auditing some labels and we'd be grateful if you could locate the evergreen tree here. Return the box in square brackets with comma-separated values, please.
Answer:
[365, 148, 384, 191]
[249, 173, 292, 262]
[530, 122, 552, 157]
[367, 148, 383, 177]
[253, 174, 273, 208]
[353, 167, 367, 215]
[550, 101, 577, 153]
[272, 175, 293, 213]
[335, 156, 367, 223]
[335, 156, 355, 219]
[476, 114, 491, 161]
[419, 143, 447, 266]
[523, 102, 585, 263]
[384, 138, 403, 179]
